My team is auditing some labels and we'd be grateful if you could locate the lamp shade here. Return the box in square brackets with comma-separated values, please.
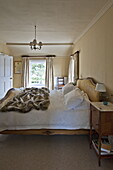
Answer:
[95, 83, 106, 92]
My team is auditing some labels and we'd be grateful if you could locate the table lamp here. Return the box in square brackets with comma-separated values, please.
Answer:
[95, 83, 108, 105]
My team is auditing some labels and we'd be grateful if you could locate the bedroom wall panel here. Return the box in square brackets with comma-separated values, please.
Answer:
[72, 5, 113, 101]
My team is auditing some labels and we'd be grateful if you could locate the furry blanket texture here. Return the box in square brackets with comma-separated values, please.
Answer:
[0, 87, 50, 113]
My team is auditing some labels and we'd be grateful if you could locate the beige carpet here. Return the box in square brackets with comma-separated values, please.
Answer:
[0, 134, 113, 170]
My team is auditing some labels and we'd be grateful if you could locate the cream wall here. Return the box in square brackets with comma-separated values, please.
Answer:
[13, 56, 69, 88]
[0, 43, 11, 55]
[13, 56, 22, 88]
[54, 56, 69, 77]
[73, 5, 113, 101]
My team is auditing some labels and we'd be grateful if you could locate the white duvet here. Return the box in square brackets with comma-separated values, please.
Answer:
[0, 89, 90, 131]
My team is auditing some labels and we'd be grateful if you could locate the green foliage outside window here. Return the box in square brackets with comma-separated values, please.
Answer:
[31, 63, 45, 85]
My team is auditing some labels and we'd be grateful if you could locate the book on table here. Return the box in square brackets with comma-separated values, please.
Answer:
[93, 137, 112, 153]
[101, 137, 112, 153]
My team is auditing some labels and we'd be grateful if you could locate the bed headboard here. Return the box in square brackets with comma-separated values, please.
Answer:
[77, 79, 100, 102]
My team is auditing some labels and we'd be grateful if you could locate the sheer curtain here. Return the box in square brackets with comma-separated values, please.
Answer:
[21, 57, 29, 88]
[45, 57, 54, 90]
[68, 56, 74, 83]
[68, 51, 79, 83]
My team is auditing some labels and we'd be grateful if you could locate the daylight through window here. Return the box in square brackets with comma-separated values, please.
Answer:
[29, 60, 46, 87]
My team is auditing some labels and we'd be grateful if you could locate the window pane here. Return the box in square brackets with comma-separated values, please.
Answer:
[29, 60, 46, 87]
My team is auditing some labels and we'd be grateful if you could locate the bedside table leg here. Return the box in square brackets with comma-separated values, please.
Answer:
[90, 106, 92, 149]
[98, 135, 101, 166]
[98, 157, 101, 167]
[90, 126, 92, 149]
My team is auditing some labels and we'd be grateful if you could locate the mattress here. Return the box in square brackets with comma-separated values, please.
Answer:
[0, 89, 90, 131]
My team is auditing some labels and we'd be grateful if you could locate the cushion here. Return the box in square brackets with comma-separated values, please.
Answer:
[64, 88, 83, 109]
[62, 83, 75, 95]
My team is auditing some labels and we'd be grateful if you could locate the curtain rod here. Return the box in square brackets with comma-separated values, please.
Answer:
[71, 50, 79, 56]
[21, 55, 56, 58]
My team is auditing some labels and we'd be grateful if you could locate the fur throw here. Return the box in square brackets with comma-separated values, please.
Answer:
[0, 87, 50, 113]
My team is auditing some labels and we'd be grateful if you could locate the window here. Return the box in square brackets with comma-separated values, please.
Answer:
[29, 59, 46, 87]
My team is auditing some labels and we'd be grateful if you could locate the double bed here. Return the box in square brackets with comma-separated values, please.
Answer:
[0, 78, 100, 135]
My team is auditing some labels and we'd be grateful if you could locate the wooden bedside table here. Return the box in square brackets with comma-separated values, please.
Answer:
[90, 102, 113, 166]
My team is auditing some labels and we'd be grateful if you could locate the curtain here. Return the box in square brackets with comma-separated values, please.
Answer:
[21, 57, 29, 88]
[68, 51, 79, 83]
[45, 57, 54, 90]
[68, 56, 74, 83]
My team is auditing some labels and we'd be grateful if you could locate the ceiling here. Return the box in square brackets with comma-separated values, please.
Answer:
[0, 0, 111, 57]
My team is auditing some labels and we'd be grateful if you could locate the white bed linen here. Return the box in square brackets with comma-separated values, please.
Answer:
[0, 89, 90, 131]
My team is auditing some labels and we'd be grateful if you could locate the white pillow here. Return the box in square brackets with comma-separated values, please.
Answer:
[62, 83, 75, 95]
[64, 88, 83, 109]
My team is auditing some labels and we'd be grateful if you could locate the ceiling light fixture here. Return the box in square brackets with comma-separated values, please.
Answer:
[30, 25, 42, 50]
